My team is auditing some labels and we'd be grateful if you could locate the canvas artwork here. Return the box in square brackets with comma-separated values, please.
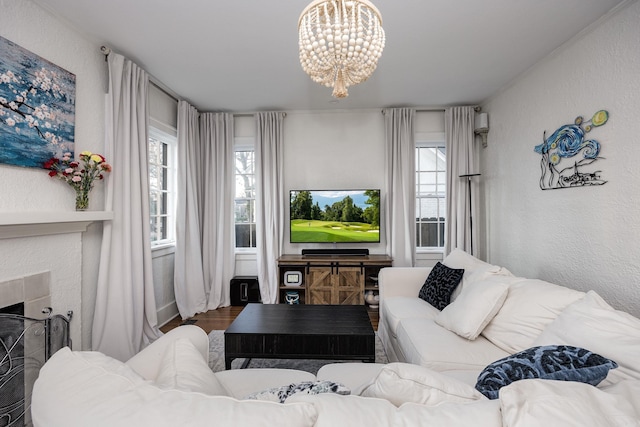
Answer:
[534, 110, 609, 190]
[0, 36, 76, 169]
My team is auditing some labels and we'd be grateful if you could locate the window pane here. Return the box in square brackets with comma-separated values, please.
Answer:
[416, 143, 446, 249]
[150, 192, 158, 216]
[235, 148, 256, 249]
[235, 224, 251, 247]
[235, 200, 250, 223]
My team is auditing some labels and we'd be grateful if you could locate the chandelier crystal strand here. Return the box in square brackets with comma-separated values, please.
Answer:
[298, 0, 385, 98]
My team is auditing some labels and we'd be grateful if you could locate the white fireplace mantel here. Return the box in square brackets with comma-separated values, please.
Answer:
[0, 211, 113, 239]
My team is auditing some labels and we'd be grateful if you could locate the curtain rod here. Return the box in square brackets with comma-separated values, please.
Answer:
[100, 45, 181, 103]
[381, 107, 481, 114]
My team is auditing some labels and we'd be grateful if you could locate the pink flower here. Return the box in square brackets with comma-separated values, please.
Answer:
[65, 168, 74, 174]
[71, 176, 81, 182]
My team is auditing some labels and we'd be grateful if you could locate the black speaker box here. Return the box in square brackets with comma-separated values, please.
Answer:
[230, 276, 261, 306]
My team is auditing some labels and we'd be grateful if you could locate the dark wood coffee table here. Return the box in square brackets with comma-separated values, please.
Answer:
[224, 304, 375, 369]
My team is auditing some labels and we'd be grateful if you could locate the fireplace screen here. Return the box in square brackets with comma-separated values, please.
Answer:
[0, 309, 71, 427]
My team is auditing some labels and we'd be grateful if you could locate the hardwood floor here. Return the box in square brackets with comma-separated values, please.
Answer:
[160, 305, 379, 334]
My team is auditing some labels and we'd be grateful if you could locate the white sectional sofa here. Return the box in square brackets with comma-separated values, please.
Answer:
[378, 249, 640, 388]
[32, 251, 640, 426]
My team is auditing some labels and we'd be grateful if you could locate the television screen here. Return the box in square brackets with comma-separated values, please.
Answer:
[290, 189, 381, 243]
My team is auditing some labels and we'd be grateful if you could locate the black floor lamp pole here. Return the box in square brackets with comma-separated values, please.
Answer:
[459, 173, 481, 254]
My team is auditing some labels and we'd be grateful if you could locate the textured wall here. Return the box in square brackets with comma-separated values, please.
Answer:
[0, 0, 107, 348]
[481, 2, 640, 316]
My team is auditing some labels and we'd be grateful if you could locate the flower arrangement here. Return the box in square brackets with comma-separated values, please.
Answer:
[44, 151, 112, 210]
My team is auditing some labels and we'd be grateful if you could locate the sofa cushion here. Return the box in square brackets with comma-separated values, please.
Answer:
[396, 400, 502, 427]
[287, 394, 397, 427]
[395, 317, 510, 371]
[500, 379, 640, 427]
[215, 368, 317, 399]
[435, 277, 510, 340]
[316, 363, 386, 395]
[380, 296, 440, 338]
[475, 345, 618, 400]
[533, 291, 640, 384]
[245, 380, 350, 403]
[418, 262, 464, 310]
[32, 348, 318, 427]
[481, 278, 585, 353]
[442, 249, 513, 302]
[155, 337, 228, 396]
[360, 362, 485, 407]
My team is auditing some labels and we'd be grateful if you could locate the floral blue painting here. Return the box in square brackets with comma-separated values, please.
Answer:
[534, 110, 609, 190]
[0, 35, 75, 168]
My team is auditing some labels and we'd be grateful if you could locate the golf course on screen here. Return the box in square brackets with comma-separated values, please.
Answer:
[290, 190, 380, 243]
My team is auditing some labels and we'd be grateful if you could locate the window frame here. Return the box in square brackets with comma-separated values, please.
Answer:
[148, 126, 177, 249]
[234, 137, 257, 253]
[415, 132, 446, 252]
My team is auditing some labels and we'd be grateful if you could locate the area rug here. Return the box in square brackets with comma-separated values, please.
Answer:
[208, 330, 388, 374]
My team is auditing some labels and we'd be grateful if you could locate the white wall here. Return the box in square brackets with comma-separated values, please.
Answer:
[481, 1, 640, 316]
[283, 109, 387, 254]
[0, 0, 107, 348]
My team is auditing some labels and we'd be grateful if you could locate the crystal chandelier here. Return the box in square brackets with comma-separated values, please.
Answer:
[298, 0, 385, 98]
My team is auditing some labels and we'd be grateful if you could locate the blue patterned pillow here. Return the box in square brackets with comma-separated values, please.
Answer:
[475, 345, 618, 399]
[418, 262, 464, 310]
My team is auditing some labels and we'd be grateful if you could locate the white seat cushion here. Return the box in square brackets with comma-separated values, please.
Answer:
[481, 278, 584, 353]
[381, 296, 439, 338]
[395, 318, 510, 371]
[316, 363, 386, 395]
[216, 368, 317, 399]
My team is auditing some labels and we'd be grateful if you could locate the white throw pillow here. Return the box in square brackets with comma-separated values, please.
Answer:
[359, 362, 485, 407]
[500, 379, 639, 427]
[155, 337, 228, 396]
[436, 277, 510, 340]
[481, 278, 585, 353]
[533, 291, 640, 383]
[442, 249, 513, 301]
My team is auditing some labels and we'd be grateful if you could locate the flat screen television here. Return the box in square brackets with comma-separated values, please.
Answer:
[290, 189, 381, 243]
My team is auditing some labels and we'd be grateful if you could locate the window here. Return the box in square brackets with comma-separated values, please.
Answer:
[148, 128, 176, 246]
[235, 146, 256, 249]
[416, 142, 446, 249]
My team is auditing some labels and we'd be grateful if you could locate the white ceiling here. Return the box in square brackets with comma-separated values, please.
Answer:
[34, 0, 626, 112]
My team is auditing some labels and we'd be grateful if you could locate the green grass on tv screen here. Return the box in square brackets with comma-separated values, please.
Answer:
[290, 219, 380, 243]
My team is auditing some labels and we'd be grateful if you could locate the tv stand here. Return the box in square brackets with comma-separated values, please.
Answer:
[301, 248, 369, 257]
[277, 254, 392, 305]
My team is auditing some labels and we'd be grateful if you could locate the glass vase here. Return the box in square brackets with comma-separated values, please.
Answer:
[75, 189, 90, 211]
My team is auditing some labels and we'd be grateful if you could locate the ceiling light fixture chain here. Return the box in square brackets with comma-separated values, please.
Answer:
[298, 0, 385, 98]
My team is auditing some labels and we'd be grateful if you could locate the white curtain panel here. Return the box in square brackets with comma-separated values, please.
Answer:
[174, 101, 206, 319]
[92, 53, 162, 361]
[174, 103, 235, 318]
[200, 112, 235, 311]
[384, 108, 416, 267]
[255, 112, 286, 304]
[444, 106, 479, 256]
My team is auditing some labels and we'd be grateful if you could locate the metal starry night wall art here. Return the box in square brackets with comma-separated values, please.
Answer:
[534, 110, 609, 190]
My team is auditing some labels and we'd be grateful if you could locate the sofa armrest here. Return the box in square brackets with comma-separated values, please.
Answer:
[125, 325, 209, 380]
[378, 267, 432, 302]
